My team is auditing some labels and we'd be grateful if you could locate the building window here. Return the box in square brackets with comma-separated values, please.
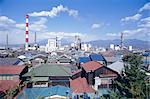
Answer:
[10, 76, 13, 80]
[34, 82, 46, 85]
[101, 78, 112, 85]
[2, 76, 6, 80]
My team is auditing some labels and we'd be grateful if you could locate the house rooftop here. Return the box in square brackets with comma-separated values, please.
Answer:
[0, 58, 23, 65]
[89, 53, 106, 61]
[17, 85, 72, 99]
[70, 77, 95, 93]
[82, 61, 103, 72]
[79, 57, 91, 63]
[0, 80, 20, 92]
[0, 65, 26, 75]
[23, 64, 72, 77]
[107, 60, 124, 74]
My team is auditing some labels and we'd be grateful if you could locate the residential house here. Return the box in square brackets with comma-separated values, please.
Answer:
[70, 77, 95, 98]
[22, 64, 72, 88]
[57, 54, 72, 64]
[0, 58, 24, 65]
[30, 54, 48, 66]
[107, 60, 124, 74]
[78, 53, 107, 67]
[81, 61, 118, 96]
[17, 85, 72, 99]
[89, 53, 107, 66]
[0, 65, 28, 97]
[72, 69, 82, 79]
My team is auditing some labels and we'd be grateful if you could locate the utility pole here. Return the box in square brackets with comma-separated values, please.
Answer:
[35, 32, 36, 44]
[6, 33, 8, 50]
[121, 32, 123, 50]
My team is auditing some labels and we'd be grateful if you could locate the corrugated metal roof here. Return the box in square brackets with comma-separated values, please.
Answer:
[107, 60, 124, 74]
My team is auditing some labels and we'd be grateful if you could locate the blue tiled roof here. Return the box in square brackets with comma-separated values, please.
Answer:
[0, 58, 22, 65]
[143, 52, 150, 56]
[89, 54, 105, 61]
[79, 57, 91, 63]
[17, 85, 71, 99]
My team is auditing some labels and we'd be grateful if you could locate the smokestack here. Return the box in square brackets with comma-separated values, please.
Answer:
[25, 15, 29, 51]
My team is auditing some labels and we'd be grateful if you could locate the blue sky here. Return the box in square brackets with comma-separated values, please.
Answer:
[0, 0, 150, 44]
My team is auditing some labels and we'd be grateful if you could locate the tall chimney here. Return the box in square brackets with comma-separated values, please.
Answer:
[25, 15, 29, 51]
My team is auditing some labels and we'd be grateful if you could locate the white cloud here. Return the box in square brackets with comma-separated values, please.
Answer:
[0, 16, 49, 44]
[0, 16, 15, 24]
[106, 33, 118, 37]
[0, 16, 16, 31]
[39, 32, 85, 40]
[0, 16, 95, 44]
[138, 17, 150, 28]
[122, 28, 150, 39]
[28, 5, 78, 18]
[121, 14, 142, 22]
[91, 23, 100, 29]
[139, 2, 150, 12]
[37, 31, 101, 42]
[15, 17, 48, 31]
[30, 18, 47, 32]
[68, 9, 78, 17]
[15, 24, 25, 29]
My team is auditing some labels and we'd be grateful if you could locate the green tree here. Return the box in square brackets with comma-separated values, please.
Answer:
[112, 54, 147, 99]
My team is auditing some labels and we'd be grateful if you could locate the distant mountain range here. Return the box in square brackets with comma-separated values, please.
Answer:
[87, 39, 150, 49]
[38, 38, 150, 49]
[0, 39, 149, 50]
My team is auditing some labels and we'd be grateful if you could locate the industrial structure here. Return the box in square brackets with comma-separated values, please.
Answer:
[74, 35, 81, 50]
[25, 15, 29, 51]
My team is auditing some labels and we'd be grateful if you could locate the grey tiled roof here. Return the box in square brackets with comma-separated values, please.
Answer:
[0, 58, 24, 65]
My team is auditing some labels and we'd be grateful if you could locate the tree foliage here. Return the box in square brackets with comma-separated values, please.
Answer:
[112, 54, 146, 99]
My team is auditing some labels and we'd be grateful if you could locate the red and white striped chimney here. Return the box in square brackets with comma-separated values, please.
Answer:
[25, 15, 29, 51]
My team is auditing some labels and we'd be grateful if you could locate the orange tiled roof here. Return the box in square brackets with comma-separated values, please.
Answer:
[0, 80, 20, 92]
[81, 61, 102, 72]
[70, 77, 95, 93]
[0, 65, 25, 75]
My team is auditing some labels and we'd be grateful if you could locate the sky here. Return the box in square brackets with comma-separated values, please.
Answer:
[0, 0, 150, 44]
